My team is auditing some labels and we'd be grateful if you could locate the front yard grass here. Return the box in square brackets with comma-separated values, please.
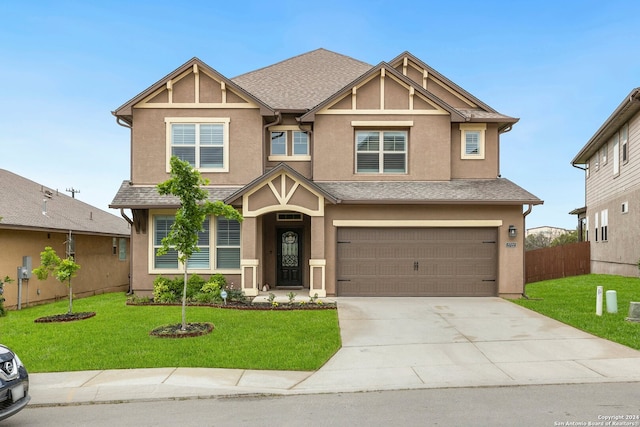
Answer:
[513, 274, 640, 350]
[0, 292, 341, 373]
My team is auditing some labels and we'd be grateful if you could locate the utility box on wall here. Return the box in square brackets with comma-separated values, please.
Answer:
[22, 256, 32, 279]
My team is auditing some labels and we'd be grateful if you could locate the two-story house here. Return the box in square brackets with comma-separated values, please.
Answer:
[571, 88, 640, 277]
[111, 49, 542, 298]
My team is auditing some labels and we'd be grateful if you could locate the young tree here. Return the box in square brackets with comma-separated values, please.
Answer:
[33, 246, 80, 314]
[157, 156, 243, 331]
[0, 275, 12, 316]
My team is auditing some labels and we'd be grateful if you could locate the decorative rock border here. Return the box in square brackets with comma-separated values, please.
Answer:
[34, 312, 96, 323]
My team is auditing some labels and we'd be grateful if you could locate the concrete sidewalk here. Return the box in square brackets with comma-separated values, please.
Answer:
[28, 297, 640, 405]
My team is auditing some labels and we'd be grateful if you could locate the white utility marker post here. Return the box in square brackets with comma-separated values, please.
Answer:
[596, 286, 603, 316]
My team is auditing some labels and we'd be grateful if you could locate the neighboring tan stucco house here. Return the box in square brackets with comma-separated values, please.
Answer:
[0, 169, 131, 309]
[111, 49, 542, 298]
[571, 88, 640, 277]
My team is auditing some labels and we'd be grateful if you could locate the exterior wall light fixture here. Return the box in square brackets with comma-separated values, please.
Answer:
[508, 225, 517, 238]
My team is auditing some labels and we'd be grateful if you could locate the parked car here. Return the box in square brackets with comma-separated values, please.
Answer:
[0, 344, 30, 421]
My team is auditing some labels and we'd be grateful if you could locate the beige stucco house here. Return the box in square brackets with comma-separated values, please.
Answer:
[0, 169, 131, 309]
[571, 88, 640, 277]
[111, 49, 542, 298]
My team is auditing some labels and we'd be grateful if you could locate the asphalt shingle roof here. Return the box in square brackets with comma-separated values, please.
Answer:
[231, 48, 372, 110]
[0, 169, 130, 236]
[110, 178, 541, 208]
[110, 181, 243, 209]
[315, 179, 542, 204]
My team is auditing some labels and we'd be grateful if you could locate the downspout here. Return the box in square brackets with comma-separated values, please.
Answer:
[115, 116, 134, 295]
[521, 203, 534, 299]
[263, 112, 281, 174]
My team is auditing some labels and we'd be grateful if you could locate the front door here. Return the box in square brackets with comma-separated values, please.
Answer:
[277, 229, 302, 286]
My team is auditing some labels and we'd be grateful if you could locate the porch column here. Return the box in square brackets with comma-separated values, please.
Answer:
[241, 216, 259, 297]
[309, 215, 326, 297]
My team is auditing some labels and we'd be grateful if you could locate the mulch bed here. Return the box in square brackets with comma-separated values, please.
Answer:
[127, 301, 336, 310]
[34, 312, 96, 323]
[149, 322, 214, 338]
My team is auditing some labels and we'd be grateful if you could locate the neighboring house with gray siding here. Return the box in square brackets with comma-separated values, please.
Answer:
[0, 169, 131, 309]
[111, 49, 542, 299]
[571, 88, 640, 277]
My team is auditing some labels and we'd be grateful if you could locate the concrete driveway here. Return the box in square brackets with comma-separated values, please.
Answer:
[29, 296, 640, 405]
[295, 297, 640, 392]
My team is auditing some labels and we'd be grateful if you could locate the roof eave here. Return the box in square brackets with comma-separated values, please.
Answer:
[572, 87, 640, 165]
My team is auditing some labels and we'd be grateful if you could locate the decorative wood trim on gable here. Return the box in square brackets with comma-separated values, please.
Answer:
[242, 170, 326, 218]
[317, 67, 449, 116]
[134, 65, 258, 110]
[397, 56, 478, 108]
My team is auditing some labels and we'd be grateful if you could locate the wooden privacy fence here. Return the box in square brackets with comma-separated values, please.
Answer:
[525, 241, 590, 284]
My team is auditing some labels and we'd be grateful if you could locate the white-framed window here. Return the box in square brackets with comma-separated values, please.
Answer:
[293, 131, 309, 155]
[268, 126, 311, 161]
[165, 117, 230, 172]
[612, 132, 620, 176]
[216, 217, 240, 269]
[355, 130, 407, 174]
[600, 209, 608, 241]
[594, 212, 599, 242]
[600, 143, 608, 166]
[621, 122, 629, 163]
[585, 216, 589, 241]
[622, 201, 629, 214]
[460, 123, 486, 159]
[152, 215, 212, 271]
[270, 131, 287, 155]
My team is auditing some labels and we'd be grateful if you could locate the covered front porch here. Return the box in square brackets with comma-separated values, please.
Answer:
[224, 164, 336, 298]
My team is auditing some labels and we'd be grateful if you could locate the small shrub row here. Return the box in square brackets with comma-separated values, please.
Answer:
[152, 274, 246, 304]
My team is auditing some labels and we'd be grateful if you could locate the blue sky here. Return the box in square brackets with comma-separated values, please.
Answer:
[2, 0, 639, 230]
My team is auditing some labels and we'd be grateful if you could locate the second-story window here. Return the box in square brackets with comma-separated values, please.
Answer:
[165, 118, 230, 172]
[271, 132, 287, 155]
[355, 130, 407, 174]
[460, 123, 486, 160]
[293, 131, 309, 155]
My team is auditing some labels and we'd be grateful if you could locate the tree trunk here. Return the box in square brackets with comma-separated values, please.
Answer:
[181, 267, 188, 330]
[68, 281, 73, 314]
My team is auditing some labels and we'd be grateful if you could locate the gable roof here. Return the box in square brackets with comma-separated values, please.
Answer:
[299, 61, 468, 122]
[112, 57, 274, 124]
[231, 48, 372, 111]
[0, 169, 130, 236]
[572, 87, 640, 165]
[223, 162, 338, 205]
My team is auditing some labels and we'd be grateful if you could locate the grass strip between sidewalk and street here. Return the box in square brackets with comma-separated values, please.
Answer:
[0, 292, 341, 373]
[513, 274, 640, 350]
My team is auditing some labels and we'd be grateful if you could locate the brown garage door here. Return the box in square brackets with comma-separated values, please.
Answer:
[337, 227, 497, 296]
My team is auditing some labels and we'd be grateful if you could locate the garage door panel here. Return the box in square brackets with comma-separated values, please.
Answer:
[337, 227, 497, 297]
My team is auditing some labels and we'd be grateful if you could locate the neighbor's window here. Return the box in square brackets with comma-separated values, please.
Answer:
[119, 238, 127, 261]
[600, 209, 608, 241]
[600, 143, 608, 166]
[165, 118, 230, 172]
[612, 132, 620, 176]
[621, 122, 629, 163]
[216, 217, 241, 269]
[356, 130, 407, 173]
[460, 123, 486, 159]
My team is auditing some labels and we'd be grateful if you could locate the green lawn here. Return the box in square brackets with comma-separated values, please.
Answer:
[513, 274, 640, 350]
[0, 292, 341, 373]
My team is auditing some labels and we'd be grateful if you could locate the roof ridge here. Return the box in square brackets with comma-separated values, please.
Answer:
[231, 48, 371, 80]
